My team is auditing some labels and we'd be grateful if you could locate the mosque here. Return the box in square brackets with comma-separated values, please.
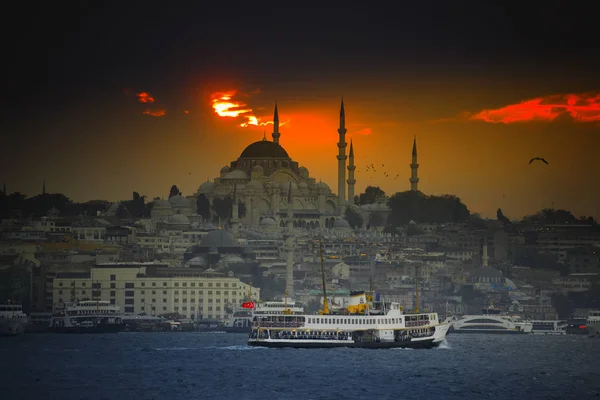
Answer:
[148, 99, 420, 231]
[188, 100, 362, 229]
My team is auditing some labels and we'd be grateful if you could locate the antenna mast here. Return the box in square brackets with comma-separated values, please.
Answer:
[319, 239, 330, 315]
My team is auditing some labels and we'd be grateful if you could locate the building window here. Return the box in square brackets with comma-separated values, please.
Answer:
[124, 306, 134, 313]
[183, 283, 187, 287]
[175, 283, 179, 287]
[141, 282, 145, 287]
[125, 299, 134, 305]
[163, 291, 167, 295]
[163, 282, 167, 287]
[125, 291, 134, 297]
[110, 283, 116, 289]
[110, 274, 116, 281]
[110, 291, 116, 297]
[152, 282, 157, 287]
[125, 283, 134, 289]
[191, 283, 195, 287]
[110, 299, 115, 304]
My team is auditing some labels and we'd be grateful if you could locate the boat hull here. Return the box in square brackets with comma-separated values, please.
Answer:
[49, 323, 126, 334]
[449, 328, 529, 334]
[248, 338, 440, 349]
[0, 319, 28, 336]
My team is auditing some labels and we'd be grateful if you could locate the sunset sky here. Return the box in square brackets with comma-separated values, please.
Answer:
[4, 2, 599, 221]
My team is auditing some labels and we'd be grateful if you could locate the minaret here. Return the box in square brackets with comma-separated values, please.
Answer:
[272, 103, 280, 144]
[347, 139, 356, 204]
[482, 237, 489, 267]
[231, 183, 239, 239]
[285, 182, 295, 298]
[409, 136, 419, 191]
[42, 179, 46, 195]
[337, 97, 347, 209]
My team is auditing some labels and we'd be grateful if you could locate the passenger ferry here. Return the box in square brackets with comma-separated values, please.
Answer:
[247, 241, 450, 349]
[49, 300, 126, 333]
[0, 302, 29, 336]
[531, 320, 567, 335]
[224, 297, 304, 333]
[450, 302, 533, 334]
[586, 310, 600, 337]
[248, 292, 449, 349]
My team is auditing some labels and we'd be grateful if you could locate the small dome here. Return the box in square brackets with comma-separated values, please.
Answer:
[200, 229, 237, 247]
[106, 202, 121, 214]
[280, 181, 298, 191]
[260, 217, 277, 226]
[168, 195, 188, 207]
[167, 214, 190, 225]
[198, 181, 215, 194]
[224, 170, 248, 179]
[185, 256, 207, 266]
[333, 218, 351, 228]
[245, 180, 263, 191]
[252, 165, 264, 172]
[153, 199, 172, 209]
[220, 166, 231, 174]
[316, 182, 331, 192]
[298, 181, 309, 189]
[298, 166, 309, 178]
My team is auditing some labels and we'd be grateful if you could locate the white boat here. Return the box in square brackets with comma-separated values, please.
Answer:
[248, 240, 450, 349]
[531, 320, 567, 335]
[248, 292, 450, 349]
[223, 297, 305, 333]
[586, 310, 600, 337]
[450, 302, 533, 334]
[0, 302, 28, 336]
[49, 300, 125, 333]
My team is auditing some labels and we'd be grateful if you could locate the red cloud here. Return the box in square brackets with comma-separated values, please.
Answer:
[143, 108, 166, 117]
[211, 90, 286, 128]
[469, 92, 600, 124]
[137, 92, 155, 103]
[355, 128, 372, 135]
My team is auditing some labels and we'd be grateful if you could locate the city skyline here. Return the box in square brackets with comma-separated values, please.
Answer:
[4, 3, 599, 220]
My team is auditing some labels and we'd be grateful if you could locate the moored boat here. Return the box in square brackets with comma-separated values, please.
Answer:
[450, 302, 533, 334]
[49, 300, 126, 333]
[531, 320, 567, 335]
[0, 302, 28, 336]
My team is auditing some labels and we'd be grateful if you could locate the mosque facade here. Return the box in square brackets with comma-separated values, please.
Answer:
[187, 101, 356, 229]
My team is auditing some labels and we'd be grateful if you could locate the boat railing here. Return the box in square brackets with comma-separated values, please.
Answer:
[405, 321, 430, 327]
[253, 321, 304, 328]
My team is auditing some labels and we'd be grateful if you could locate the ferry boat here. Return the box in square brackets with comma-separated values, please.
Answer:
[27, 312, 53, 333]
[0, 302, 29, 336]
[224, 297, 304, 333]
[450, 302, 533, 334]
[49, 300, 126, 333]
[586, 310, 600, 337]
[531, 320, 567, 335]
[247, 241, 450, 349]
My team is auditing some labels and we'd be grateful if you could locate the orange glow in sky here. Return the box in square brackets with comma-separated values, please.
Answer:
[469, 92, 600, 123]
[142, 108, 166, 117]
[137, 92, 155, 103]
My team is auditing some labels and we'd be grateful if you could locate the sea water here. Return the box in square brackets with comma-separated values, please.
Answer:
[1, 332, 599, 400]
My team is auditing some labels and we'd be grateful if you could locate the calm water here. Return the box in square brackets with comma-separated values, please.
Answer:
[1, 332, 599, 400]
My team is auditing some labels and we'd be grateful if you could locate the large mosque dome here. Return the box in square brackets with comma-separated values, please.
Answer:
[239, 140, 290, 159]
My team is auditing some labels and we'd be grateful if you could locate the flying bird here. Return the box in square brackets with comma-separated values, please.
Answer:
[529, 157, 548, 165]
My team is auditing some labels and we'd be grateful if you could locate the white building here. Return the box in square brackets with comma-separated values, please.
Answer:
[52, 262, 260, 320]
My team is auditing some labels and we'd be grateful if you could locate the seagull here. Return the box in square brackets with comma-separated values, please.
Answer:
[529, 157, 548, 165]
